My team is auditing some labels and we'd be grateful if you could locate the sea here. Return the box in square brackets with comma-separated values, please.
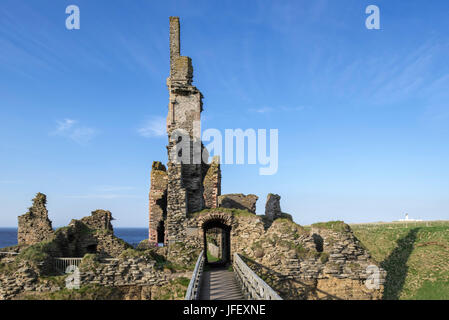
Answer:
[0, 228, 148, 249]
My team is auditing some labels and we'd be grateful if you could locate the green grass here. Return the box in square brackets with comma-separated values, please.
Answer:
[311, 221, 350, 232]
[413, 280, 449, 300]
[352, 221, 449, 300]
[207, 250, 220, 263]
[191, 207, 255, 217]
[152, 277, 190, 300]
[22, 284, 123, 300]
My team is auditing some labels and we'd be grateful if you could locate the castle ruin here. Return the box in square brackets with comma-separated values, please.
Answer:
[148, 16, 221, 246]
[1, 17, 386, 301]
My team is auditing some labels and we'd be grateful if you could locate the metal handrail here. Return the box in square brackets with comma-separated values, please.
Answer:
[233, 253, 282, 300]
[53, 257, 83, 273]
[185, 250, 205, 300]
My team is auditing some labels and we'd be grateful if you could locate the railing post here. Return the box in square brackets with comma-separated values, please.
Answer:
[232, 253, 282, 300]
[185, 250, 205, 300]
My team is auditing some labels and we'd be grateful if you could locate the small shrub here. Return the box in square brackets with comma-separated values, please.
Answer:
[320, 252, 330, 263]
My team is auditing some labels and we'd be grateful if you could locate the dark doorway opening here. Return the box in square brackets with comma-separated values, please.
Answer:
[86, 244, 97, 254]
[203, 219, 231, 268]
[157, 220, 165, 245]
[312, 234, 324, 252]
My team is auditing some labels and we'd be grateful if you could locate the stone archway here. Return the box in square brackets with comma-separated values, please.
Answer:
[198, 212, 234, 266]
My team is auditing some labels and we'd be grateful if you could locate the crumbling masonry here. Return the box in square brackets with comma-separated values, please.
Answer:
[18, 193, 54, 246]
[148, 17, 221, 245]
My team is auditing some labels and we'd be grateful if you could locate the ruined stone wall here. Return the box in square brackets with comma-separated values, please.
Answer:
[55, 211, 131, 258]
[208, 243, 220, 258]
[166, 163, 188, 244]
[18, 193, 54, 246]
[218, 194, 258, 213]
[0, 262, 45, 300]
[185, 210, 384, 300]
[236, 218, 385, 300]
[81, 209, 114, 232]
[165, 17, 206, 244]
[203, 156, 221, 208]
[148, 161, 168, 244]
[0, 256, 191, 300]
[265, 193, 282, 221]
[169, 16, 180, 78]
[79, 257, 169, 287]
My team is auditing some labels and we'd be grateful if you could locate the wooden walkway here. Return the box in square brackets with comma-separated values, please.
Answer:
[199, 267, 245, 300]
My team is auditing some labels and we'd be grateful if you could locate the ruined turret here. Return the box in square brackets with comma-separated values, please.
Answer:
[18, 193, 54, 245]
[148, 161, 168, 244]
[265, 193, 282, 221]
[165, 17, 207, 244]
[148, 17, 221, 245]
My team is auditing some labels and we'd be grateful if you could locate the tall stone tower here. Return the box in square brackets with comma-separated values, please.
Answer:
[148, 17, 221, 246]
[165, 16, 205, 244]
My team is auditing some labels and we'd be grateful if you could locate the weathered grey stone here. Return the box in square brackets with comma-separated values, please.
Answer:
[148, 161, 168, 245]
[265, 193, 282, 221]
[203, 156, 221, 209]
[18, 193, 54, 245]
[81, 209, 114, 232]
[218, 194, 258, 213]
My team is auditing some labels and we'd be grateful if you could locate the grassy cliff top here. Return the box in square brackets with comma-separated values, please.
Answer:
[352, 220, 449, 300]
[310, 221, 350, 232]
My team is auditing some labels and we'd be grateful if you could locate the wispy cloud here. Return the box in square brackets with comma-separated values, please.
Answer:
[52, 119, 97, 145]
[55, 119, 76, 132]
[250, 107, 275, 114]
[138, 116, 166, 138]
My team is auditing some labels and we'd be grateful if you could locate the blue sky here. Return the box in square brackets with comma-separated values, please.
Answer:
[0, 0, 448, 227]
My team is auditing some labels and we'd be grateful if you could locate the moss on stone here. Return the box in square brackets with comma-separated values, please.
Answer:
[320, 252, 330, 263]
[271, 218, 308, 236]
[17, 240, 58, 264]
[192, 207, 255, 217]
[152, 277, 189, 300]
[38, 275, 66, 288]
[0, 261, 16, 275]
[23, 284, 123, 300]
[79, 253, 101, 271]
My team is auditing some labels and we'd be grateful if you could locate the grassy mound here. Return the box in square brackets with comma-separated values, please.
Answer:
[351, 221, 449, 300]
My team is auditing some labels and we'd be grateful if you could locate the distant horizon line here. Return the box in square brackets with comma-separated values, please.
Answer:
[1, 219, 448, 229]
[0, 226, 149, 229]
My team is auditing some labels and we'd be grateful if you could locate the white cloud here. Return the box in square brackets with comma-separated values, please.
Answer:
[251, 107, 275, 114]
[138, 116, 166, 138]
[69, 127, 96, 145]
[52, 119, 96, 145]
[56, 118, 76, 132]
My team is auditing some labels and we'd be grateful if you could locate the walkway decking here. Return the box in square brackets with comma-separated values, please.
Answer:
[199, 267, 245, 300]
